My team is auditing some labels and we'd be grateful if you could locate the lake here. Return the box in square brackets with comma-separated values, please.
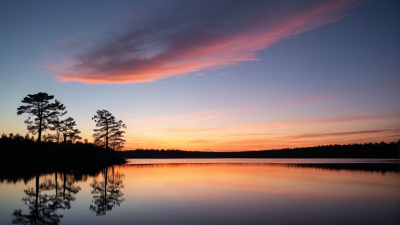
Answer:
[0, 159, 399, 225]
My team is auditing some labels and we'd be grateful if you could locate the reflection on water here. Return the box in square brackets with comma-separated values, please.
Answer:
[126, 158, 400, 164]
[0, 160, 399, 225]
[5, 166, 124, 225]
[90, 167, 124, 216]
[11, 172, 81, 225]
[12, 175, 62, 225]
[125, 162, 400, 174]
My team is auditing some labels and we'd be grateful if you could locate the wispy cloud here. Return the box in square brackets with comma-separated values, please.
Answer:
[284, 129, 389, 139]
[224, 133, 275, 137]
[185, 129, 398, 151]
[163, 114, 398, 133]
[45, 0, 365, 84]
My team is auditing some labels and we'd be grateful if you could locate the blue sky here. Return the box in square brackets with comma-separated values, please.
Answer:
[0, 0, 399, 150]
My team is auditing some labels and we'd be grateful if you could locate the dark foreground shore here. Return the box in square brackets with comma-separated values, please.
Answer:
[0, 136, 127, 170]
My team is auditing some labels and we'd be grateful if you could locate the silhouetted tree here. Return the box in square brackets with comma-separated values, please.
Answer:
[109, 129, 126, 151]
[68, 129, 82, 143]
[13, 133, 23, 141]
[92, 110, 126, 150]
[42, 134, 56, 143]
[17, 93, 66, 143]
[50, 117, 65, 144]
[50, 117, 81, 144]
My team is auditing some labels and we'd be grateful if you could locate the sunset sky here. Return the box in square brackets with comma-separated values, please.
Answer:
[0, 0, 399, 151]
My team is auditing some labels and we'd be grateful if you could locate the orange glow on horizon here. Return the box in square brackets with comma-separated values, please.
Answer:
[121, 112, 399, 151]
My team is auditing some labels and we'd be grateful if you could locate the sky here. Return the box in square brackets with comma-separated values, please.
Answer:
[0, 0, 399, 151]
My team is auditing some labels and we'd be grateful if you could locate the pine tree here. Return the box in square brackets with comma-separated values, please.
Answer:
[51, 117, 81, 144]
[17, 93, 66, 143]
[92, 110, 126, 150]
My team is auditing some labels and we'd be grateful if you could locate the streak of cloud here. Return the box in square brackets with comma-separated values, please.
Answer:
[284, 129, 389, 139]
[162, 114, 398, 133]
[45, 0, 365, 84]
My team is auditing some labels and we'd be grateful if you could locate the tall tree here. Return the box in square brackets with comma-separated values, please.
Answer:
[17, 93, 66, 143]
[92, 110, 126, 150]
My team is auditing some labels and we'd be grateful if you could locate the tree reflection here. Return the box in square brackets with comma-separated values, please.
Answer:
[90, 166, 124, 216]
[12, 172, 81, 225]
[58, 172, 81, 209]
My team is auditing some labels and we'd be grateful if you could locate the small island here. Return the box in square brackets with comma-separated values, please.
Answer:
[1, 92, 127, 181]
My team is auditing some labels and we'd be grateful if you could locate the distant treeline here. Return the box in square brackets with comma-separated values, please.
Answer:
[0, 133, 126, 167]
[120, 141, 400, 158]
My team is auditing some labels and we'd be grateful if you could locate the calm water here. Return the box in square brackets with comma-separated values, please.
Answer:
[0, 159, 399, 225]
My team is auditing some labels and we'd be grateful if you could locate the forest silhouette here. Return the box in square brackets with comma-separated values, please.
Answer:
[16, 92, 126, 150]
[0, 92, 127, 168]
[120, 141, 399, 158]
[0, 133, 126, 167]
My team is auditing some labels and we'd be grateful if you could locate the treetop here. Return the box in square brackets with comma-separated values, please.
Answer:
[21, 92, 54, 104]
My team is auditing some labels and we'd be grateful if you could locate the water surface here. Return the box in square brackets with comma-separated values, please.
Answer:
[0, 159, 399, 225]
[126, 158, 399, 164]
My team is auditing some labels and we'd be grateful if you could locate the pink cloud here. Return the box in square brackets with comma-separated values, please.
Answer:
[44, 0, 365, 84]
[220, 73, 226, 75]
